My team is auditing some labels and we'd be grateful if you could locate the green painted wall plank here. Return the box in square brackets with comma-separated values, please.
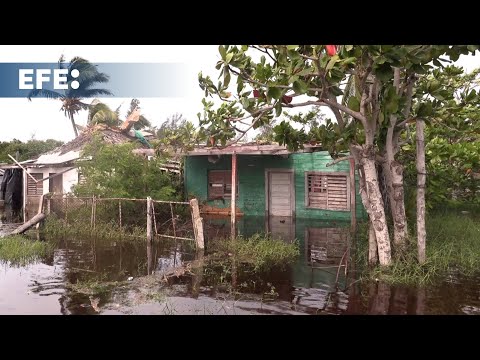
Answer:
[185, 151, 366, 220]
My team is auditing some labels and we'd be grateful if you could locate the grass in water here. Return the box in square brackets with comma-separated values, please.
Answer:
[43, 216, 146, 242]
[68, 278, 127, 296]
[208, 233, 300, 271]
[356, 213, 480, 285]
[0, 235, 54, 266]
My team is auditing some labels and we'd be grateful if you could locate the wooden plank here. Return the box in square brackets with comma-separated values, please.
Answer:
[271, 198, 290, 205]
[147, 197, 153, 243]
[190, 198, 205, 249]
[231, 152, 237, 239]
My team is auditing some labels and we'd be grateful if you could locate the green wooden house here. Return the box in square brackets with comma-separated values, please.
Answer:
[184, 144, 366, 222]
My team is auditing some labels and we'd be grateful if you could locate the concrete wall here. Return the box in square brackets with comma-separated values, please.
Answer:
[24, 166, 79, 220]
[26, 167, 79, 194]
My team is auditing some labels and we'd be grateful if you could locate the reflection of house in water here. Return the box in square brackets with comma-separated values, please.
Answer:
[305, 227, 349, 267]
[202, 214, 352, 313]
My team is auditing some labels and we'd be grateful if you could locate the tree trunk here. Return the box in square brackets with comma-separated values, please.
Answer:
[383, 159, 408, 251]
[368, 220, 378, 266]
[416, 119, 426, 264]
[361, 154, 392, 266]
[69, 112, 79, 138]
[368, 282, 391, 315]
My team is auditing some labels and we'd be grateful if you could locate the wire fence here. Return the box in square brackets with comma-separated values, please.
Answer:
[47, 195, 195, 241]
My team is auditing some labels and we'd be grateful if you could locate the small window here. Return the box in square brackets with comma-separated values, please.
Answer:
[305, 172, 350, 210]
[208, 170, 238, 200]
[27, 173, 43, 196]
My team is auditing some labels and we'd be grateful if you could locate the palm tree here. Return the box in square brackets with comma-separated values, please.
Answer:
[87, 99, 120, 127]
[87, 99, 152, 131]
[28, 55, 113, 138]
[126, 99, 151, 130]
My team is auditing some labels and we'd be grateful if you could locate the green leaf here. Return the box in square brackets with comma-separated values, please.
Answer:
[267, 87, 282, 100]
[223, 68, 231, 87]
[237, 77, 244, 93]
[241, 45, 248, 51]
[330, 86, 343, 96]
[297, 68, 314, 76]
[287, 45, 298, 50]
[347, 97, 360, 112]
[225, 53, 234, 64]
[386, 100, 399, 114]
[342, 57, 357, 65]
[466, 89, 477, 102]
[345, 45, 354, 51]
[379, 112, 385, 125]
[374, 64, 393, 82]
[417, 102, 433, 117]
[326, 55, 339, 71]
[292, 80, 308, 94]
[219, 46, 226, 60]
[275, 102, 283, 117]
[428, 80, 441, 92]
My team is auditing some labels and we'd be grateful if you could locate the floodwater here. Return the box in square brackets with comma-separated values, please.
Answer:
[1, 216, 480, 315]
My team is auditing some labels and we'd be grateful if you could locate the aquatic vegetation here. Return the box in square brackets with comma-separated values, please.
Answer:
[0, 235, 54, 266]
[356, 213, 480, 285]
[208, 233, 300, 271]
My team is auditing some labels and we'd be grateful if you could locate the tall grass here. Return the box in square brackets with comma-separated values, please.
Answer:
[208, 233, 300, 271]
[0, 235, 54, 266]
[355, 213, 480, 285]
[43, 216, 146, 242]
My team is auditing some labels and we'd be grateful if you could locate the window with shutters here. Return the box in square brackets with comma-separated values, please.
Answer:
[208, 170, 238, 200]
[305, 172, 350, 210]
[27, 173, 43, 196]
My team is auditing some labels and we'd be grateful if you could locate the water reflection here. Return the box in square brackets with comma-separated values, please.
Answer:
[1, 216, 480, 314]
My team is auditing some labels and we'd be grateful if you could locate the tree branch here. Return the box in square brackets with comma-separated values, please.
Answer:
[322, 98, 368, 125]
[326, 93, 345, 129]
[326, 156, 352, 167]
[299, 54, 319, 61]
[251, 45, 277, 64]
[402, 76, 415, 119]
[393, 67, 401, 93]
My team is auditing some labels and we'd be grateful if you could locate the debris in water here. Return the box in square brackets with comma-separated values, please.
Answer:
[89, 296, 101, 312]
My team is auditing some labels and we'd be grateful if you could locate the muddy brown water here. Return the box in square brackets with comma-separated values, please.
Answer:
[1, 216, 480, 315]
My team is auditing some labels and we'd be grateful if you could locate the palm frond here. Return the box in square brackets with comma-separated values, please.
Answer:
[88, 102, 114, 123]
[58, 54, 66, 69]
[75, 88, 113, 98]
[90, 109, 119, 127]
[134, 115, 152, 130]
[27, 89, 64, 101]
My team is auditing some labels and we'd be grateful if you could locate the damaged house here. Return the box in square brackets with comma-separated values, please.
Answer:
[0, 124, 157, 222]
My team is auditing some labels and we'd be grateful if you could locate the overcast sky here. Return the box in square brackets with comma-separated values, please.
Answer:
[0, 45, 479, 143]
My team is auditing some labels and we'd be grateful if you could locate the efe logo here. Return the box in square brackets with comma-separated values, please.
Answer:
[19, 68, 80, 90]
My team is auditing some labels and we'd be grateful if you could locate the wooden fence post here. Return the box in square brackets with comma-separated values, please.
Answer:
[231, 152, 237, 240]
[118, 200, 122, 229]
[349, 157, 357, 233]
[91, 195, 96, 229]
[147, 197, 153, 243]
[190, 198, 204, 249]
[65, 197, 68, 224]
